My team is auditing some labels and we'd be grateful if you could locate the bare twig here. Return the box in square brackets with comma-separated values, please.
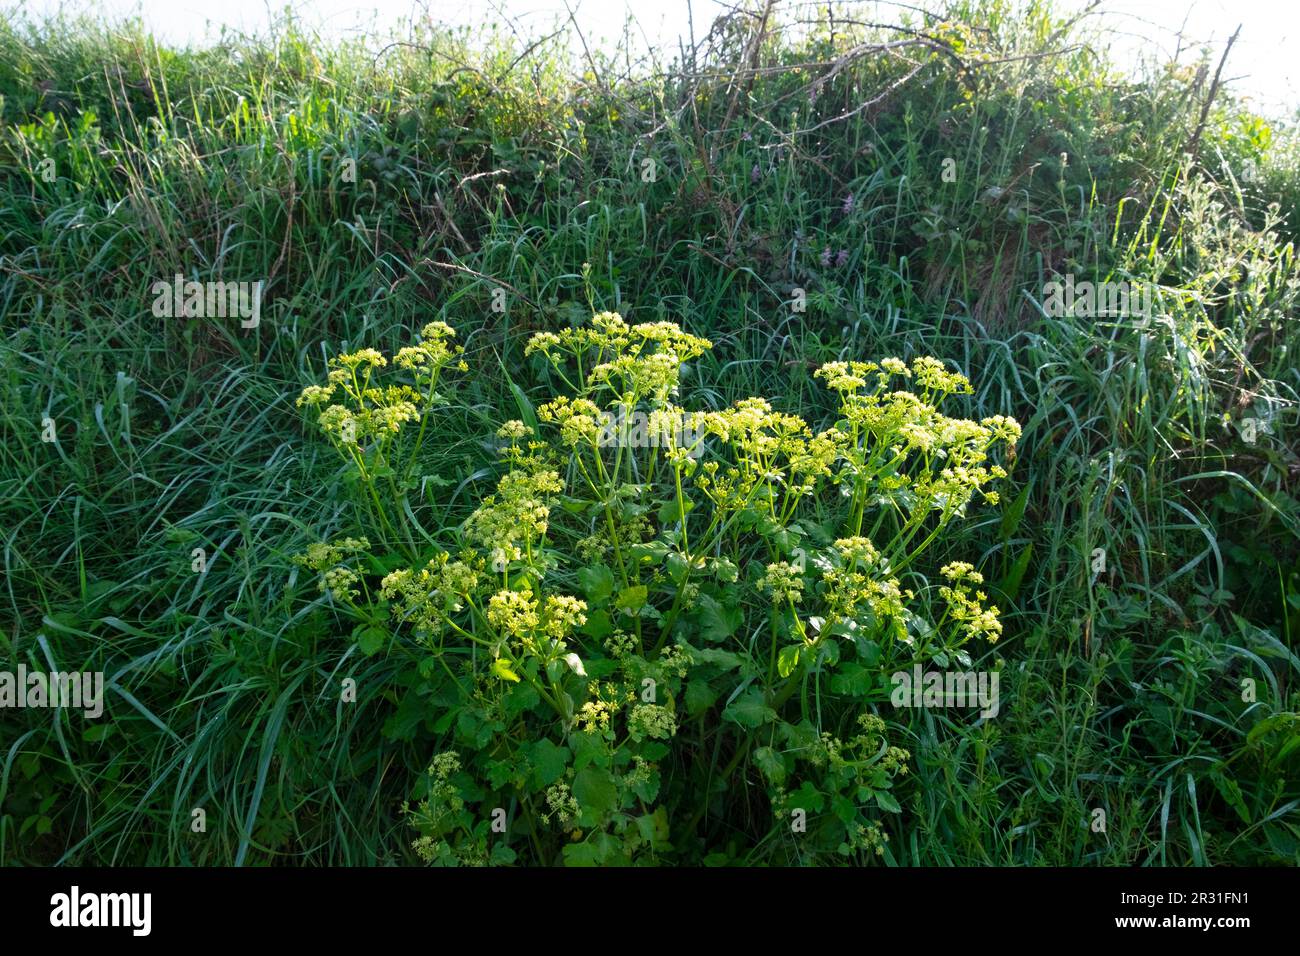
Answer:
[421, 260, 538, 308]
[1185, 24, 1241, 162]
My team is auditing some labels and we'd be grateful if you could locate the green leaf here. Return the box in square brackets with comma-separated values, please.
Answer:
[505, 376, 538, 433]
[788, 781, 825, 812]
[829, 662, 874, 697]
[875, 790, 902, 813]
[777, 644, 801, 678]
[629, 540, 669, 563]
[490, 844, 518, 865]
[635, 808, 670, 844]
[579, 608, 612, 640]
[666, 550, 689, 585]
[562, 832, 619, 866]
[615, 584, 648, 613]
[723, 688, 776, 729]
[503, 681, 540, 717]
[572, 730, 609, 771]
[1000, 480, 1032, 540]
[753, 745, 787, 786]
[685, 679, 718, 716]
[491, 658, 522, 683]
[657, 497, 695, 525]
[354, 624, 389, 656]
[573, 766, 618, 816]
[832, 793, 857, 825]
[711, 558, 739, 583]
[82, 722, 114, 742]
[577, 565, 615, 604]
[696, 593, 742, 642]
[996, 542, 1033, 601]
[384, 689, 432, 742]
[530, 739, 571, 788]
[688, 646, 745, 671]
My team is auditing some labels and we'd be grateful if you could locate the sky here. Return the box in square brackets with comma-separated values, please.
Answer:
[4, 0, 1297, 116]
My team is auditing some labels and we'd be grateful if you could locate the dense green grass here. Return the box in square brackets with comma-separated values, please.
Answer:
[2, 0, 1298, 864]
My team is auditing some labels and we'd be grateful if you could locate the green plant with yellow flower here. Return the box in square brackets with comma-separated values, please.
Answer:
[295, 321, 468, 557]
[292, 311, 1019, 865]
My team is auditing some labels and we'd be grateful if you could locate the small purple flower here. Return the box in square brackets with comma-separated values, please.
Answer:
[820, 247, 833, 268]
[742, 131, 752, 142]
[751, 163, 761, 183]
[841, 193, 854, 215]
[835, 249, 849, 268]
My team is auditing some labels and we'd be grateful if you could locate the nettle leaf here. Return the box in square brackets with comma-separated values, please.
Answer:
[685, 679, 718, 716]
[580, 608, 613, 640]
[629, 540, 669, 563]
[788, 781, 825, 812]
[573, 766, 619, 818]
[777, 644, 801, 678]
[657, 496, 695, 525]
[875, 790, 902, 814]
[829, 662, 874, 697]
[529, 739, 571, 788]
[723, 688, 776, 729]
[615, 584, 649, 613]
[753, 745, 788, 786]
[666, 550, 690, 585]
[577, 564, 615, 604]
[353, 624, 389, 656]
[695, 593, 742, 642]
[685, 644, 746, 671]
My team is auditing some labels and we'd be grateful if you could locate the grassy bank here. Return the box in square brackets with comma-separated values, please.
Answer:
[1, 0, 1298, 865]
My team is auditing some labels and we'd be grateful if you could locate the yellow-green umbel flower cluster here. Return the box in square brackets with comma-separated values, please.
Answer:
[486, 589, 542, 637]
[293, 536, 371, 603]
[815, 355, 1018, 521]
[464, 469, 563, 569]
[537, 396, 604, 447]
[759, 560, 805, 605]
[525, 311, 712, 405]
[628, 703, 678, 741]
[394, 321, 466, 379]
[819, 555, 912, 642]
[380, 552, 483, 636]
[296, 323, 468, 452]
[293, 536, 371, 572]
[938, 561, 1003, 643]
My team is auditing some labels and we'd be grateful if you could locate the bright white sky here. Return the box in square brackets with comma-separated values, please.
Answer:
[5, 0, 1297, 115]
